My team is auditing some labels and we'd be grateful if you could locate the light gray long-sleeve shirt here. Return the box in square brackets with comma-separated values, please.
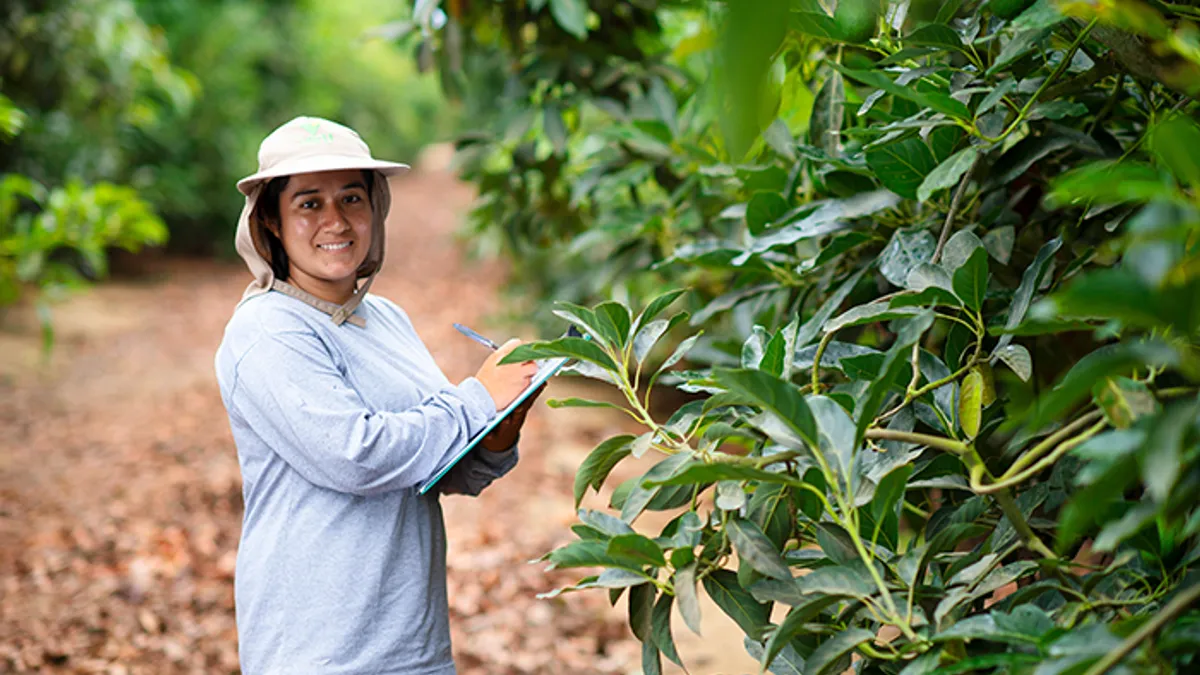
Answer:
[214, 289, 517, 675]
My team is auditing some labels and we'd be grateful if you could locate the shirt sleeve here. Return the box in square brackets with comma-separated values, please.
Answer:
[229, 329, 499, 497]
[436, 440, 520, 497]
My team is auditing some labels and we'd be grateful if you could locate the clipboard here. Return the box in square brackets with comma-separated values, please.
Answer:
[417, 329, 581, 494]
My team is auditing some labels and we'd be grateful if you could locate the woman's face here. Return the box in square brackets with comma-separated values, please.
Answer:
[269, 169, 373, 303]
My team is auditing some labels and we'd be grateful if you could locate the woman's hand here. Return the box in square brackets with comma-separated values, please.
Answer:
[474, 339, 539, 411]
[479, 383, 545, 451]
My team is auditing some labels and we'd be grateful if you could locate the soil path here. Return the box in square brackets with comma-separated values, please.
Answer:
[0, 167, 757, 674]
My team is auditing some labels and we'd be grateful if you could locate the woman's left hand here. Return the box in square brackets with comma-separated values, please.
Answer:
[479, 384, 546, 451]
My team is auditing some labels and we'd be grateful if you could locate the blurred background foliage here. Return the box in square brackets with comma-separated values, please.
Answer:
[1, 0, 449, 332]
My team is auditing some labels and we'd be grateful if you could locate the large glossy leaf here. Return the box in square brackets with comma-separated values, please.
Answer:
[747, 192, 789, 234]
[744, 636, 807, 675]
[832, 64, 970, 119]
[879, 228, 937, 288]
[805, 628, 875, 675]
[994, 238, 1061, 352]
[621, 453, 693, 523]
[548, 0, 588, 38]
[702, 569, 770, 640]
[593, 301, 632, 350]
[1150, 113, 1200, 187]
[866, 136, 940, 199]
[574, 435, 635, 508]
[917, 146, 978, 203]
[675, 563, 703, 635]
[651, 593, 683, 667]
[628, 583, 654, 641]
[502, 336, 619, 371]
[951, 246, 989, 312]
[608, 533, 666, 567]
[728, 517, 792, 580]
[633, 288, 687, 336]
[749, 483, 793, 549]
[760, 595, 842, 670]
[711, 368, 817, 447]
[809, 71, 845, 157]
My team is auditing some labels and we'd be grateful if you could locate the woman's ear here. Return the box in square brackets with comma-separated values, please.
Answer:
[264, 216, 282, 239]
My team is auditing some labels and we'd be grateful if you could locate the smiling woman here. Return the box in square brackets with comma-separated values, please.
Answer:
[213, 116, 544, 675]
[257, 170, 375, 305]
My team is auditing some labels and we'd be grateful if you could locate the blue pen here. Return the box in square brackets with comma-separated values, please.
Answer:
[453, 323, 500, 351]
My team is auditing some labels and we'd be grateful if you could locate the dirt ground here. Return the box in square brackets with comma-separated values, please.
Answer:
[0, 165, 759, 674]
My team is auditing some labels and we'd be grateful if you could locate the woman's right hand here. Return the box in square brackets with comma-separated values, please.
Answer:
[474, 339, 539, 410]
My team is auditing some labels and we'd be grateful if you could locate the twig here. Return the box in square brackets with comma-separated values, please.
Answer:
[931, 156, 979, 266]
[1082, 581, 1200, 675]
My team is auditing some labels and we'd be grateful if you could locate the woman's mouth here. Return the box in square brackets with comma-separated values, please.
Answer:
[317, 241, 352, 251]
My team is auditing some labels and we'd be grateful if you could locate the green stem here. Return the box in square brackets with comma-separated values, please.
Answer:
[864, 429, 970, 455]
[1082, 582, 1200, 675]
[973, 419, 1107, 494]
[991, 486, 1056, 559]
[812, 331, 834, 394]
[1005, 411, 1105, 478]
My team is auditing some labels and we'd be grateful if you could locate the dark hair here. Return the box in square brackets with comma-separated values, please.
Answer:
[255, 170, 376, 281]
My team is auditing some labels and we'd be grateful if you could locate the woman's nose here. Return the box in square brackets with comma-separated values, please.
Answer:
[321, 207, 351, 232]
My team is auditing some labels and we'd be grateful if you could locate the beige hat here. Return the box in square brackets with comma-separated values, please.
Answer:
[233, 116, 410, 327]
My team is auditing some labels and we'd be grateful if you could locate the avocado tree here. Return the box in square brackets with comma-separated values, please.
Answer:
[408, 0, 1200, 672]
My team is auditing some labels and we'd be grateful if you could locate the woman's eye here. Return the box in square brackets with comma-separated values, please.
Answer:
[344, 194, 362, 204]
[301, 200, 319, 209]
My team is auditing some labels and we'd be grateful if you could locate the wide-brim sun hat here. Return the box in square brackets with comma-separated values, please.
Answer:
[232, 116, 410, 327]
[236, 116, 410, 195]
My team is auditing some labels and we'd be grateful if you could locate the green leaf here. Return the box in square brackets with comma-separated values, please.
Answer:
[878, 228, 937, 288]
[651, 593, 683, 667]
[574, 435, 635, 508]
[1150, 113, 1200, 187]
[1045, 267, 1196, 335]
[747, 192, 790, 235]
[905, 24, 964, 52]
[917, 146, 978, 203]
[806, 628, 875, 675]
[814, 522, 858, 565]
[1058, 454, 1139, 552]
[1092, 377, 1157, 429]
[1049, 160, 1173, 207]
[856, 311, 936, 446]
[647, 75, 678, 136]
[636, 289, 687, 332]
[703, 569, 770, 640]
[553, 303, 609, 347]
[760, 595, 841, 670]
[993, 344, 1033, 382]
[629, 583, 655, 641]
[727, 517, 792, 580]
[749, 483, 793, 549]
[578, 509, 635, 537]
[994, 238, 1061, 352]
[866, 136, 940, 200]
[548, 0, 588, 38]
[642, 639, 662, 675]
[989, 28, 1049, 74]
[832, 64, 970, 120]
[744, 636, 807, 675]
[798, 267, 867, 345]
[872, 464, 913, 526]
[544, 105, 568, 156]
[792, 11, 842, 40]
[608, 533, 666, 567]
[1023, 341, 1178, 431]
[765, 119, 797, 162]
[760, 326, 789, 377]
[1141, 400, 1197, 503]
[809, 71, 845, 157]
[711, 368, 817, 447]
[951, 247, 989, 312]
[933, 614, 1041, 645]
[544, 539, 642, 571]
[675, 562, 703, 635]
[593, 301, 632, 350]
[959, 367, 984, 439]
[549, 397, 627, 411]
[503, 336, 620, 372]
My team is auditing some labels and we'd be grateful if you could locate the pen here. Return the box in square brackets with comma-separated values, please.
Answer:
[453, 323, 500, 351]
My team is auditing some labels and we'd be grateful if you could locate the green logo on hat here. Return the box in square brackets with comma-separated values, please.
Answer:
[299, 119, 335, 144]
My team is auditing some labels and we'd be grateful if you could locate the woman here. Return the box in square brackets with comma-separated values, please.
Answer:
[214, 116, 540, 675]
